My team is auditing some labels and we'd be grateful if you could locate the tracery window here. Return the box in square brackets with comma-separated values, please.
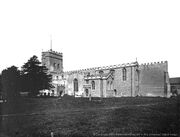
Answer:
[107, 81, 113, 90]
[73, 78, 78, 92]
[110, 81, 113, 90]
[107, 81, 110, 90]
[122, 68, 127, 81]
[92, 81, 95, 90]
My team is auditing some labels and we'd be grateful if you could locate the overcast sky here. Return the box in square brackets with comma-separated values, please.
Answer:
[0, 0, 179, 77]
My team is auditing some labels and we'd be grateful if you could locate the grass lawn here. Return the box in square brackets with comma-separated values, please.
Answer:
[0, 96, 179, 137]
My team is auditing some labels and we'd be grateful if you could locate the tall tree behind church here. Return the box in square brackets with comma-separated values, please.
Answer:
[0, 74, 2, 97]
[21, 55, 53, 96]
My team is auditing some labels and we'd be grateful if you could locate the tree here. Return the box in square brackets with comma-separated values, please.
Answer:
[0, 74, 2, 99]
[21, 55, 53, 96]
[0, 74, 1, 91]
[1, 66, 21, 100]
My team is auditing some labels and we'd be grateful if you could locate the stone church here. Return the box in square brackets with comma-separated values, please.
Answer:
[41, 49, 171, 98]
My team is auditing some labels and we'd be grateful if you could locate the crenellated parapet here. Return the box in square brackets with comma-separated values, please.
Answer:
[140, 61, 168, 66]
[48, 49, 63, 55]
[140, 61, 167, 66]
[64, 62, 139, 75]
[139, 61, 168, 72]
[42, 49, 63, 73]
[63, 61, 168, 75]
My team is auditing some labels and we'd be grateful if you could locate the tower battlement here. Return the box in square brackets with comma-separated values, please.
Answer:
[46, 49, 63, 55]
[140, 61, 167, 66]
[42, 50, 63, 57]
[42, 50, 63, 73]
[139, 61, 168, 72]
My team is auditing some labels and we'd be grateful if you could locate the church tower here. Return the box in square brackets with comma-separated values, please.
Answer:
[41, 49, 64, 96]
[41, 49, 63, 73]
[40, 37, 64, 96]
[42, 36, 63, 74]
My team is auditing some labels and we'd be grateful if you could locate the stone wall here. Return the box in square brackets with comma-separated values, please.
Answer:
[64, 72, 85, 96]
[91, 80, 101, 97]
[63, 63, 138, 98]
[113, 66, 137, 97]
[139, 61, 170, 97]
[59, 61, 170, 98]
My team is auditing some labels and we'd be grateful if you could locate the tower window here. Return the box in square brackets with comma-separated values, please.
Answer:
[53, 63, 56, 70]
[122, 68, 127, 81]
[57, 64, 60, 69]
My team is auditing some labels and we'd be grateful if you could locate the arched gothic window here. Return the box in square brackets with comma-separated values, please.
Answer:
[107, 81, 112, 90]
[110, 81, 113, 90]
[73, 78, 78, 92]
[107, 81, 109, 90]
[53, 63, 56, 70]
[57, 64, 60, 69]
[122, 68, 127, 81]
[92, 81, 95, 90]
